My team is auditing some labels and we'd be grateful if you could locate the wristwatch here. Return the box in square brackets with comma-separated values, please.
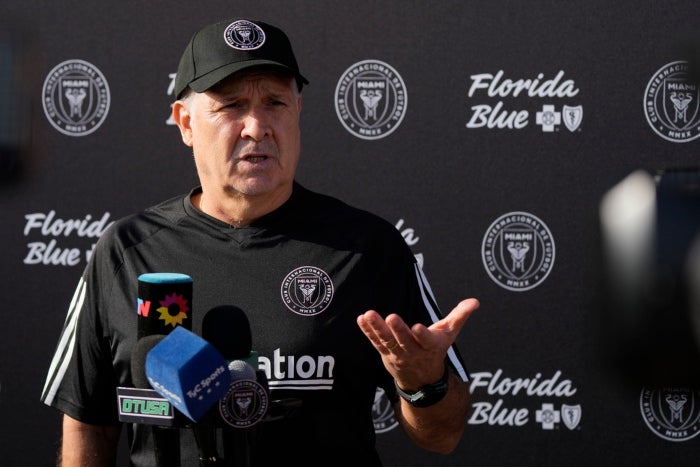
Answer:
[394, 363, 450, 408]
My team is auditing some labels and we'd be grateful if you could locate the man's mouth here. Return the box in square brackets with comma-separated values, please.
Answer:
[243, 155, 268, 163]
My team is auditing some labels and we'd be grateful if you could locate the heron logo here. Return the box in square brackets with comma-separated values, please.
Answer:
[640, 387, 700, 442]
[223, 20, 266, 51]
[372, 387, 399, 433]
[280, 266, 334, 316]
[219, 379, 269, 428]
[42, 59, 110, 137]
[335, 59, 407, 140]
[643, 61, 700, 143]
[481, 212, 555, 292]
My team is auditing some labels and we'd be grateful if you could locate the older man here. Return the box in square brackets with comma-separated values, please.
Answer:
[42, 17, 478, 466]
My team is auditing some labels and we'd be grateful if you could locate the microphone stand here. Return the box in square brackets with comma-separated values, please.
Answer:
[152, 425, 181, 467]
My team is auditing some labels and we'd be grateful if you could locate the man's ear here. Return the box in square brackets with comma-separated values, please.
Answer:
[172, 100, 193, 147]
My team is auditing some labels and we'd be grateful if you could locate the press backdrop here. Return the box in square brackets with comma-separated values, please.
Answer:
[2, 1, 700, 466]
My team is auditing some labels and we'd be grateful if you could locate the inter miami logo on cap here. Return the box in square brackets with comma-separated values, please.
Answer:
[223, 20, 266, 50]
[280, 266, 334, 316]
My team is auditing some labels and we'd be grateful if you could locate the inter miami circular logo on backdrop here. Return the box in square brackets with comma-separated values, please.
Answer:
[643, 61, 700, 143]
[640, 387, 700, 442]
[481, 212, 555, 292]
[335, 59, 408, 140]
[280, 266, 334, 316]
[223, 20, 266, 50]
[42, 59, 110, 137]
[372, 387, 399, 433]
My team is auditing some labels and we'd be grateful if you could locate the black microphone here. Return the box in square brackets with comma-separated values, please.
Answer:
[126, 334, 183, 467]
[202, 305, 253, 363]
[134, 272, 194, 467]
[137, 272, 193, 339]
[202, 306, 268, 467]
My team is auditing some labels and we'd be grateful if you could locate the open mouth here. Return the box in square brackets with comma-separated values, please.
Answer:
[243, 155, 268, 163]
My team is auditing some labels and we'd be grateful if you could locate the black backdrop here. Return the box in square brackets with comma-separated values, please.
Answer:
[1, 1, 699, 465]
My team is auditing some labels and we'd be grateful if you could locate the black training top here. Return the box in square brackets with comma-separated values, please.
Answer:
[41, 182, 468, 466]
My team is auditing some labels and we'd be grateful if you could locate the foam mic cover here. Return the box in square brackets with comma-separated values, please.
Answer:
[137, 273, 193, 339]
[228, 359, 257, 381]
[146, 326, 230, 422]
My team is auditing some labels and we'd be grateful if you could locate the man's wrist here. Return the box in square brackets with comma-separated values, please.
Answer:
[395, 363, 450, 408]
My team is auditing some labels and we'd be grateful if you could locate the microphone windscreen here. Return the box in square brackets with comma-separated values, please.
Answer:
[228, 359, 257, 381]
[146, 326, 230, 422]
[202, 305, 252, 360]
[137, 272, 193, 339]
[131, 334, 166, 388]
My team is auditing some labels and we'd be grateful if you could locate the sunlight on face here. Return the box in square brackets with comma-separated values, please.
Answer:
[181, 68, 302, 206]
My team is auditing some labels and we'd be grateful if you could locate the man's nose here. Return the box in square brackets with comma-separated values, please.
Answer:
[240, 109, 271, 141]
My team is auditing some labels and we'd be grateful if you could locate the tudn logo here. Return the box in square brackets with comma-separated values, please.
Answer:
[481, 212, 555, 292]
[643, 61, 700, 143]
[280, 266, 334, 316]
[335, 59, 407, 140]
[640, 387, 700, 442]
[42, 59, 110, 137]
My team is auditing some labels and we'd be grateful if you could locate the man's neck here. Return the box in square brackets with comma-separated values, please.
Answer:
[193, 186, 292, 227]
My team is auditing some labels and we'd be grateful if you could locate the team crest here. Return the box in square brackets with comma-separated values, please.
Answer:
[481, 212, 555, 292]
[280, 266, 334, 316]
[335, 59, 408, 140]
[640, 387, 700, 442]
[562, 105, 583, 132]
[42, 59, 110, 137]
[372, 387, 399, 433]
[219, 379, 269, 428]
[643, 61, 700, 143]
[223, 20, 266, 50]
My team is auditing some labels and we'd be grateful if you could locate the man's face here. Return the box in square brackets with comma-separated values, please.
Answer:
[175, 69, 302, 203]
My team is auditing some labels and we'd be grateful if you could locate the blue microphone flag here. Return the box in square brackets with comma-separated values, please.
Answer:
[145, 326, 230, 421]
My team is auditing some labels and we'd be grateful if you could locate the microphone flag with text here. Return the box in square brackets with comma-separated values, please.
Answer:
[146, 326, 231, 422]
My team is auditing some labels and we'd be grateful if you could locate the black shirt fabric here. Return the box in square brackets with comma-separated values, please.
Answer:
[41, 182, 468, 466]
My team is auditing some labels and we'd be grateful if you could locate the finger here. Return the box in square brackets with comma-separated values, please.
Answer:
[412, 298, 480, 344]
[435, 298, 480, 333]
[357, 311, 405, 354]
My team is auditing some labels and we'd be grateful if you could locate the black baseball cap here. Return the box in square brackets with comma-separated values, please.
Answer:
[174, 18, 309, 99]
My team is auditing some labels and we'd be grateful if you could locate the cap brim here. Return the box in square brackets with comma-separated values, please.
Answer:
[188, 59, 309, 93]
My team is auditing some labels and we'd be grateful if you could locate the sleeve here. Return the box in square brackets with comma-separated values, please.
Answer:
[376, 228, 470, 401]
[40, 237, 121, 425]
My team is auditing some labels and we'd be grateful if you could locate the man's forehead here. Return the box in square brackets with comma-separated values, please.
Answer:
[210, 67, 296, 93]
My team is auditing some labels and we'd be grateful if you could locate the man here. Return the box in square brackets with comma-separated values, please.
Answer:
[41, 17, 479, 466]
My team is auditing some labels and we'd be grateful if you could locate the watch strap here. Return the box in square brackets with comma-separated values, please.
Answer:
[395, 363, 450, 408]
